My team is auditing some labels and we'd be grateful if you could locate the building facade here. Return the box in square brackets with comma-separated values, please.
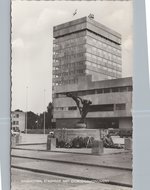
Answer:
[53, 17, 122, 86]
[52, 17, 132, 131]
[53, 76, 132, 130]
[11, 110, 25, 132]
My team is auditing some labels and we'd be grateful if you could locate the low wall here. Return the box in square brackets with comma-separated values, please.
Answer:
[27, 129, 51, 134]
[54, 129, 101, 142]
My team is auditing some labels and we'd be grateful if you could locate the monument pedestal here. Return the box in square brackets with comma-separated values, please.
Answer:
[54, 128, 101, 143]
[75, 122, 86, 129]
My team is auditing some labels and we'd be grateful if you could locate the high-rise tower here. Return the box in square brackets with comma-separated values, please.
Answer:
[53, 17, 122, 87]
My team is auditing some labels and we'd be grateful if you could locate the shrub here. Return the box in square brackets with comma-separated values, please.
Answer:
[56, 136, 95, 148]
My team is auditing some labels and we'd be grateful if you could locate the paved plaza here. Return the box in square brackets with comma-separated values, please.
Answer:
[12, 169, 132, 190]
[11, 134, 132, 189]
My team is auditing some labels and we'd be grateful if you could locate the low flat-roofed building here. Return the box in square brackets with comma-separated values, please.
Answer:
[53, 76, 132, 130]
[11, 110, 25, 132]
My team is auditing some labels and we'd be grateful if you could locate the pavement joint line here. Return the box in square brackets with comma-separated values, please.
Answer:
[17, 143, 46, 146]
[11, 155, 132, 171]
[11, 165, 132, 188]
[12, 147, 130, 156]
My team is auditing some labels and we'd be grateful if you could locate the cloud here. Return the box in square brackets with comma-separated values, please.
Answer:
[12, 38, 24, 48]
[37, 8, 69, 29]
[20, 7, 69, 37]
[123, 34, 133, 50]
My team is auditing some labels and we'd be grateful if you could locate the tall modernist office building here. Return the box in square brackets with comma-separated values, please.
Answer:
[53, 17, 122, 86]
[52, 17, 132, 130]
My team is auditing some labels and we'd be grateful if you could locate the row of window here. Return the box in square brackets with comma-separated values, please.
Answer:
[55, 86, 132, 97]
[54, 44, 121, 65]
[54, 30, 121, 50]
[86, 60, 121, 71]
[54, 49, 121, 66]
[53, 71, 121, 82]
[12, 121, 19, 125]
[86, 30, 121, 47]
[85, 70, 116, 80]
[86, 45, 121, 62]
[53, 69, 84, 78]
[54, 37, 121, 58]
[12, 114, 19, 118]
[86, 52, 121, 65]
[53, 44, 86, 57]
[86, 37, 121, 57]
[53, 78, 78, 86]
[86, 68, 121, 78]
[53, 61, 84, 71]
[53, 69, 122, 86]
[54, 37, 86, 51]
[53, 58, 121, 73]
[53, 66, 121, 80]
[54, 55, 121, 69]
[53, 72, 84, 81]
[54, 103, 126, 112]
[53, 52, 85, 60]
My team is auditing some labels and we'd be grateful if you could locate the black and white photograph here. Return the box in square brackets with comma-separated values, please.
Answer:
[11, 1, 133, 190]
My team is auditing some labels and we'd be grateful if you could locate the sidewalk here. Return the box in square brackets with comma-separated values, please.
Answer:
[12, 168, 132, 190]
[14, 143, 129, 155]
[12, 149, 132, 170]
[67, 182, 132, 190]
[12, 157, 132, 187]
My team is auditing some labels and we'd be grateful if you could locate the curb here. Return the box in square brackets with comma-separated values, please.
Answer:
[15, 143, 46, 146]
[11, 165, 132, 188]
[12, 147, 130, 156]
[11, 155, 132, 171]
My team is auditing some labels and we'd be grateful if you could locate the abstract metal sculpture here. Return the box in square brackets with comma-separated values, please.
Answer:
[65, 92, 92, 123]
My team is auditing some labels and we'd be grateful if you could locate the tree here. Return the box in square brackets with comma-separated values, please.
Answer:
[46, 102, 54, 129]
[38, 102, 54, 130]
[47, 102, 53, 117]
[27, 111, 39, 129]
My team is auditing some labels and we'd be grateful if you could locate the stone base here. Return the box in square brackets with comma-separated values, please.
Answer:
[91, 140, 104, 155]
[47, 137, 56, 151]
[11, 134, 21, 147]
[124, 138, 132, 150]
[11, 136, 16, 147]
[75, 123, 86, 129]
[54, 128, 101, 143]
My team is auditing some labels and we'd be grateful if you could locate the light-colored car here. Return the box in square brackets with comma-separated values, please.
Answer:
[11, 126, 20, 136]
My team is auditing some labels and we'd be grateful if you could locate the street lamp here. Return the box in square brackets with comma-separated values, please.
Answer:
[44, 89, 46, 135]
[25, 86, 28, 134]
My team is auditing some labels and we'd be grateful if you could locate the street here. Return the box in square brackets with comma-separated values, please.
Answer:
[12, 169, 132, 190]
[11, 147, 132, 189]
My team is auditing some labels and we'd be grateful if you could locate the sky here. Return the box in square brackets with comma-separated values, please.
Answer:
[12, 0, 133, 114]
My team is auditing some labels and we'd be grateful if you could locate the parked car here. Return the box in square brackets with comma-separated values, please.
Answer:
[11, 126, 20, 135]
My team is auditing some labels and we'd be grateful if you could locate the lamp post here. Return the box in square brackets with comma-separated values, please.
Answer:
[25, 86, 28, 134]
[43, 89, 46, 135]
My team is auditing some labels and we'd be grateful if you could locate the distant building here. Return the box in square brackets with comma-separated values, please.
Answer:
[53, 76, 132, 130]
[53, 17, 122, 86]
[11, 110, 25, 132]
